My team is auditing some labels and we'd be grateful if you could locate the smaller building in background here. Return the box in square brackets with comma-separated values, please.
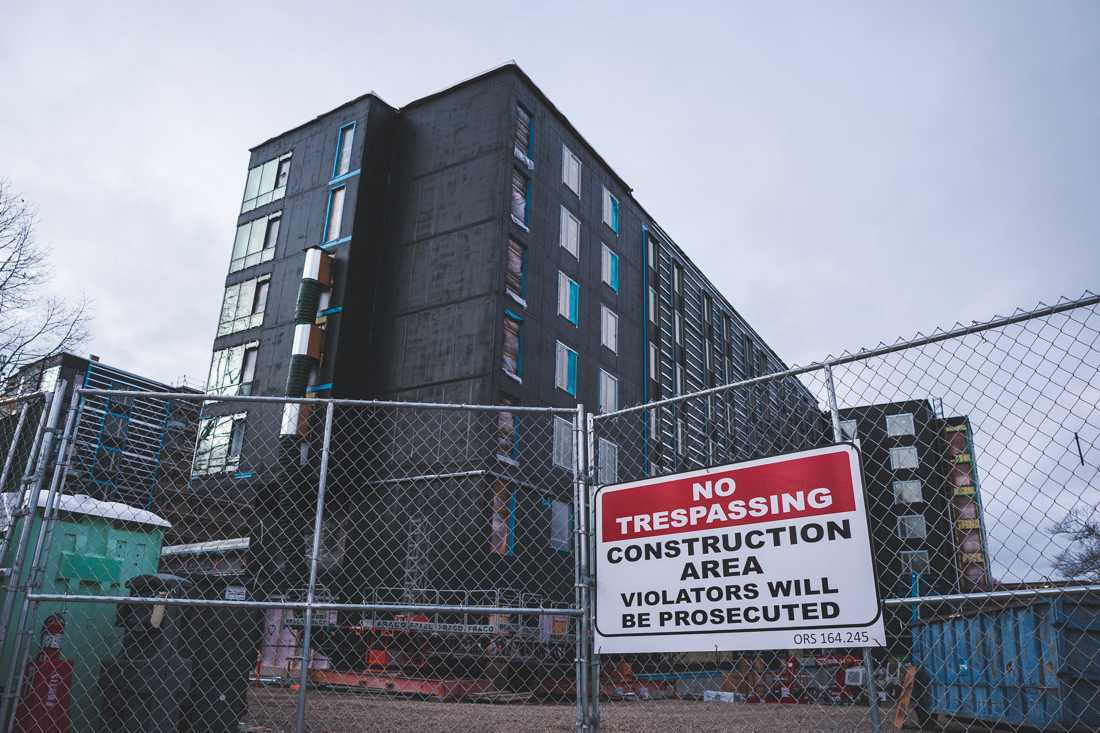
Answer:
[1, 353, 220, 545]
[837, 399, 990, 655]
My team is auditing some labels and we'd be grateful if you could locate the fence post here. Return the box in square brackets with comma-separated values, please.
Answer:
[572, 404, 589, 731]
[585, 411, 600, 732]
[294, 400, 335, 733]
[0, 400, 30, 494]
[824, 364, 882, 732]
[0, 382, 73, 730]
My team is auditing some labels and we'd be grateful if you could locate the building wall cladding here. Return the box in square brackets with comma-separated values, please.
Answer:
[201, 64, 831, 605]
[838, 399, 961, 653]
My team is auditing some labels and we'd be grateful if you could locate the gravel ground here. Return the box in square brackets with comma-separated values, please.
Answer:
[244, 687, 902, 732]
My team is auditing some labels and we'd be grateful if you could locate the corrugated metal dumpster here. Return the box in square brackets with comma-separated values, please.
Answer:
[0, 492, 168, 730]
[912, 593, 1100, 731]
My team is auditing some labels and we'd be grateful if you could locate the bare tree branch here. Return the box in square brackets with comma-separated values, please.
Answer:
[0, 179, 90, 383]
[1050, 506, 1100, 581]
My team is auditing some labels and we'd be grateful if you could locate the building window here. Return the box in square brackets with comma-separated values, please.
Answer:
[555, 341, 577, 396]
[552, 416, 574, 470]
[893, 479, 923, 504]
[557, 272, 579, 325]
[502, 309, 523, 382]
[562, 144, 581, 195]
[511, 171, 529, 228]
[207, 342, 259, 396]
[192, 413, 246, 476]
[560, 206, 580, 258]
[649, 342, 659, 380]
[674, 311, 683, 345]
[900, 550, 930, 575]
[839, 419, 858, 441]
[217, 275, 270, 336]
[514, 104, 533, 163]
[490, 480, 518, 556]
[332, 122, 355, 178]
[504, 239, 526, 302]
[549, 500, 571, 552]
[897, 515, 928, 540]
[241, 153, 291, 213]
[601, 186, 619, 233]
[648, 286, 658, 326]
[889, 445, 920, 470]
[601, 306, 619, 353]
[598, 438, 619, 485]
[323, 186, 346, 243]
[648, 237, 658, 270]
[599, 370, 618, 413]
[230, 212, 280, 273]
[601, 244, 619, 291]
[674, 362, 684, 395]
[885, 413, 916, 437]
[496, 398, 520, 465]
[676, 414, 686, 457]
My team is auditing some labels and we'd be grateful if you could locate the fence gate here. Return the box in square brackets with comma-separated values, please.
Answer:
[588, 294, 1100, 733]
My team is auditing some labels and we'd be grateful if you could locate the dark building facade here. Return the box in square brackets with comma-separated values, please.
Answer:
[837, 400, 990, 653]
[195, 63, 828, 621]
[1, 353, 207, 543]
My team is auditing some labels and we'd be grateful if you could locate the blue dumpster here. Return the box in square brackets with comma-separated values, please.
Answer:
[912, 594, 1100, 731]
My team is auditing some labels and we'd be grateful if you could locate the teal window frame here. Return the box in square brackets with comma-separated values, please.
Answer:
[504, 308, 524, 377]
[556, 341, 578, 397]
[331, 122, 356, 179]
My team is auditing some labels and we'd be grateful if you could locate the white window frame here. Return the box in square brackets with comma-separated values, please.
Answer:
[900, 550, 930, 575]
[555, 341, 577, 396]
[839, 419, 858, 441]
[886, 412, 916, 437]
[552, 416, 574, 470]
[562, 144, 581, 196]
[601, 186, 618, 232]
[598, 438, 619, 485]
[549, 499, 571, 552]
[559, 206, 580, 258]
[599, 369, 618, 413]
[889, 445, 920, 470]
[601, 305, 618, 353]
[893, 479, 923, 504]
[557, 272, 579, 325]
[601, 243, 617, 289]
[898, 514, 928, 540]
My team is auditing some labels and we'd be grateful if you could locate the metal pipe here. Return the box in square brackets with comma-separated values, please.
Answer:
[23, 593, 585, 615]
[824, 365, 881, 732]
[73, 389, 577, 414]
[572, 404, 586, 732]
[374, 469, 487, 485]
[294, 400, 335, 733]
[595, 292, 1100, 421]
[0, 401, 30, 493]
[585, 411, 600, 732]
[0, 382, 70, 730]
[883, 583, 1100, 605]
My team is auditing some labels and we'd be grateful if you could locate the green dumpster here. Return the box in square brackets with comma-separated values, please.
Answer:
[0, 492, 169, 730]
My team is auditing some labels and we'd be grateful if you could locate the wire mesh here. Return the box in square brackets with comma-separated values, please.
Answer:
[589, 294, 1100, 732]
[0, 392, 586, 732]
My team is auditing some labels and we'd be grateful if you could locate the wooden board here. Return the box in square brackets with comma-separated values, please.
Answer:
[893, 665, 919, 730]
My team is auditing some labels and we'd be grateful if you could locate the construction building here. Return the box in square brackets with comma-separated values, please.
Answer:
[194, 63, 829, 690]
[837, 400, 991, 654]
[1, 353, 212, 544]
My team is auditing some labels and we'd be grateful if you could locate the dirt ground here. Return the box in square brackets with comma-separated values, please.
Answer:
[244, 686, 899, 732]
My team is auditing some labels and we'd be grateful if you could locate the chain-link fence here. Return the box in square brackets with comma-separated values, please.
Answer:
[590, 293, 1100, 732]
[1, 293, 1098, 733]
[0, 392, 588, 732]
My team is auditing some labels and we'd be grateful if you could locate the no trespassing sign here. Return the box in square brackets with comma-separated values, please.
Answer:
[594, 444, 886, 654]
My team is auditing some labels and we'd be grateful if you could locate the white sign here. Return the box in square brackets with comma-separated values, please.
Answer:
[594, 444, 886, 653]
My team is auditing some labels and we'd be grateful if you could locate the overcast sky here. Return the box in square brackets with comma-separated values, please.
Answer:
[2, 2, 1098, 581]
[2, 1, 1096, 384]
